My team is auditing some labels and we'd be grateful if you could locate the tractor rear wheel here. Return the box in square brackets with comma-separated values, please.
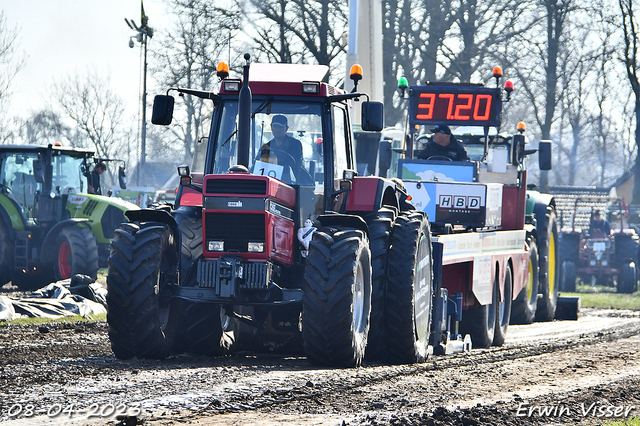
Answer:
[107, 222, 178, 359]
[511, 237, 538, 324]
[0, 222, 13, 286]
[561, 260, 577, 292]
[536, 206, 559, 322]
[385, 212, 433, 364]
[363, 208, 395, 361]
[54, 226, 99, 281]
[618, 261, 637, 294]
[303, 228, 372, 367]
[493, 264, 513, 346]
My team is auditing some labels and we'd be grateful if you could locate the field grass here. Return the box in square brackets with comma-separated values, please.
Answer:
[0, 312, 107, 326]
[561, 283, 640, 310]
[605, 419, 640, 426]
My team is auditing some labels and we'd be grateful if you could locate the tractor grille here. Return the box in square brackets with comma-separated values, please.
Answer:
[206, 179, 267, 195]
[204, 212, 265, 252]
[197, 258, 272, 291]
[82, 199, 99, 216]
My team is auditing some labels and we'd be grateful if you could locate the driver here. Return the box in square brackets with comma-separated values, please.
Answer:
[417, 124, 469, 161]
[260, 115, 303, 167]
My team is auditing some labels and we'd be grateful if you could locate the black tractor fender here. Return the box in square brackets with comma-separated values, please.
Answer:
[125, 208, 181, 266]
[41, 219, 92, 264]
[317, 213, 369, 237]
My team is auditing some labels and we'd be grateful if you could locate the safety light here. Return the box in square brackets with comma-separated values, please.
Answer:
[398, 77, 408, 90]
[517, 122, 526, 133]
[492, 66, 503, 78]
[248, 242, 265, 253]
[217, 62, 229, 80]
[302, 82, 320, 94]
[208, 241, 224, 252]
[223, 80, 241, 92]
[54, 142, 62, 146]
[504, 80, 514, 92]
[350, 64, 363, 82]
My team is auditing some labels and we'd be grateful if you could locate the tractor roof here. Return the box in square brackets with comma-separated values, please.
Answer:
[0, 144, 95, 157]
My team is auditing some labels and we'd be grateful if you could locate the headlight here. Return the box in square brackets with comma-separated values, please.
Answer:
[601, 260, 608, 266]
[247, 242, 264, 253]
[590, 260, 596, 266]
[208, 240, 224, 252]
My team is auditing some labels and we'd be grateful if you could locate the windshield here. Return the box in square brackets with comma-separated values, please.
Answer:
[212, 100, 324, 188]
[0, 151, 42, 219]
[52, 154, 88, 194]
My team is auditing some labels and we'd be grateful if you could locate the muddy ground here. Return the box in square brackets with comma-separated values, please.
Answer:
[1, 284, 639, 426]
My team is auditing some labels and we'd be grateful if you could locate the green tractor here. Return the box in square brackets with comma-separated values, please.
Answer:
[0, 144, 139, 289]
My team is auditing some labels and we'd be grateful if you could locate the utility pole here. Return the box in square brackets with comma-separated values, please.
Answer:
[126, 1, 153, 185]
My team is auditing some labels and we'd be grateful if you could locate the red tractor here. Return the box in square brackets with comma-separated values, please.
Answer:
[106, 55, 436, 367]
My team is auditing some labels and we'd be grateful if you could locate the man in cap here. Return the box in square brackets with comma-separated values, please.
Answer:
[418, 124, 469, 161]
[260, 114, 303, 167]
[589, 210, 611, 237]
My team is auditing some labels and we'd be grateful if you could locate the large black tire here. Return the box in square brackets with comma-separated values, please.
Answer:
[172, 300, 227, 356]
[385, 212, 433, 364]
[493, 264, 513, 346]
[561, 260, 577, 292]
[461, 274, 497, 349]
[363, 208, 395, 361]
[173, 207, 203, 286]
[536, 206, 559, 322]
[617, 261, 637, 294]
[0, 221, 14, 286]
[302, 228, 372, 367]
[614, 233, 639, 268]
[54, 226, 99, 281]
[107, 222, 178, 359]
[511, 236, 539, 324]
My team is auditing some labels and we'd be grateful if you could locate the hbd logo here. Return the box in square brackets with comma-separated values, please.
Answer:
[439, 195, 481, 209]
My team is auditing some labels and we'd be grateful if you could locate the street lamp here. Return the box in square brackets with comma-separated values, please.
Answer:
[125, 4, 153, 185]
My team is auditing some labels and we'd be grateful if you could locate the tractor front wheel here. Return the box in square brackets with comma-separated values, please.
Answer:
[303, 228, 372, 367]
[54, 226, 99, 281]
[0, 222, 14, 286]
[107, 222, 178, 359]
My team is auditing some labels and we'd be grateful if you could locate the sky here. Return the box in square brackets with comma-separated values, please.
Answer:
[3, 0, 170, 120]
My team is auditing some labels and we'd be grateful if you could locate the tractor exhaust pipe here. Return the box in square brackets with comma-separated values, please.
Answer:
[237, 53, 252, 168]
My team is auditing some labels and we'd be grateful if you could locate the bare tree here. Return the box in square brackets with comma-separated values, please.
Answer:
[52, 70, 133, 162]
[153, 0, 241, 163]
[0, 11, 25, 142]
[242, 0, 348, 79]
[619, 0, 640, 203]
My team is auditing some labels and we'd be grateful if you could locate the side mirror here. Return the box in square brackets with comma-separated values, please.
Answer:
[511, 134, 525, 165]
[361, 101, 384, 132]
[33, 160, 45, 184]
[118, 166, 127, 189]
[539, 140, 552, 170]
[151, 95, 175, 125]
[376, 140, 392, 178]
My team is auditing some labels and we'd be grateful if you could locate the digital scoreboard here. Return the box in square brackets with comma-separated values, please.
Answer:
[409, 84, 502, 128]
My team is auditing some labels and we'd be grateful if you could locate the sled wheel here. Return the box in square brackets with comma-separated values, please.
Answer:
[493, 264, 513, 346]
[511, 236, 539, 324]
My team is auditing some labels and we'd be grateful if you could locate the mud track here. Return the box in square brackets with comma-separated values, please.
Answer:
[1, 307, 639, 426]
